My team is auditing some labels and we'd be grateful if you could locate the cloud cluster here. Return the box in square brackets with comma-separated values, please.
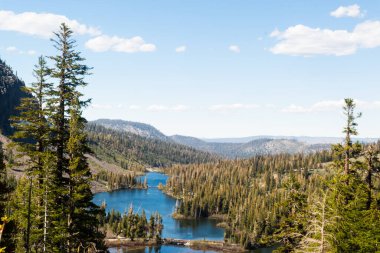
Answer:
[0, 10, 100, 38]
[0, 10, 156, 54]
[4, 46, 36, 55]
[91, 104, 189, 112]
[175, 45, 187, 53]
[209, 103, 259, 111]
[147, 105, 189, 112]
[270, 20, 380, 56]
[85, 35, 156, 53]
[330, 4, 362, 18]
[282, 100, 380, 113]
[228, 45, 240, 53]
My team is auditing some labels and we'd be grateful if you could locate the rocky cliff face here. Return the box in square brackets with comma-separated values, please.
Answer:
[0, 58, 29, 135]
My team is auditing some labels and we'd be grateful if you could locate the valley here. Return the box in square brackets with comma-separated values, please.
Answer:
[1, 10, 380, 253]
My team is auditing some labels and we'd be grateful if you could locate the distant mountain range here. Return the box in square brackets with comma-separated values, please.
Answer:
[202, 136, 379, 145]
[91, 119, 170, 141]
[90, 119, 379, 158]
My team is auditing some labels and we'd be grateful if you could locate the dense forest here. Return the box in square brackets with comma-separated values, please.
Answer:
[163, 99, 380, 252]
[163, 151, 332, 248]
[87, 123, 216, 168]
[104, 208, 163, 241]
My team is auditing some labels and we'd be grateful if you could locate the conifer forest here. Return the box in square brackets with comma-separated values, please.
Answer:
[1, 2, 380, 252]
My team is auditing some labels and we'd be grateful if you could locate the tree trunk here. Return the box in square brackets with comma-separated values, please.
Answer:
[26, 176, 33, 253]
[43, 179, 48, 252]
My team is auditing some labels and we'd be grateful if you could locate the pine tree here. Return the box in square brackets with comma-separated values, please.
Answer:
[49, 23, 91, 180]
[362, 145, 380, 209]
[66, 95, 105, 251]
[342, 98, 362, 176]
[148, 215, 155, 239]
[295, 190, 336, 253]
[327, 98, 380, 252]
[0, 141, 9, 252]
[0, 141, 6, 217]
[48, 23, 104, 251]
[274, 175, 308, 252]
[10, 56, 53, 252]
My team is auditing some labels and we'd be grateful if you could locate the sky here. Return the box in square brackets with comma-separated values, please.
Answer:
[1, 0, 380, 138]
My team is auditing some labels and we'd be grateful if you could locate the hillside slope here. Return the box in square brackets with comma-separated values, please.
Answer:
[0, 58, 30, 135]
[86, 123, 217, 168]
[91, 119, 171, 141]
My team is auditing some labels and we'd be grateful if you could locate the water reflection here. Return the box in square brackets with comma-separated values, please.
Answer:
[108, 245, 216, 253]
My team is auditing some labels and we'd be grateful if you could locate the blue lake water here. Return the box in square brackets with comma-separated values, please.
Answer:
[94, 172, 275, 253]
[93, 172, 224, 240]
[108, 245, 218, 253]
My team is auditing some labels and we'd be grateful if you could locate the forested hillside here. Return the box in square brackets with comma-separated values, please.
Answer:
[87, 123, 216, 168]
[0, 58, 30, 135]
[163, 151, 332, 248]
[162, 99, 380, 252]
[91, 119, 170, 141]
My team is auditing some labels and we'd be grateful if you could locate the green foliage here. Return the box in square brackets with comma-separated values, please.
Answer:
[283, 98, 380, 253]
[8, 24, 106, 252]
[87, 123, 216, 168]
[105, 208, 163, 241]
[164, 151, 332, 249]
[94, 170, 146, 191]
[0, 141, 7, 216]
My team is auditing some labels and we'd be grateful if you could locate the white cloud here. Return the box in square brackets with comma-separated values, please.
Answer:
[4, 46, 36, 55]
[5, 46, 17, 52]
[270, 20, 380, 56]
[0, 10, 100, 38]
[281, 104, 309, 113]
[265, 104, 276, 109]
[0, 10, 157, 54]
[175, 45, 187, 53]
[85, 35, 156, 53]
[209, 103, 259, 111]
[330, 4, 362, 18]
[129, 105, 141, 110]
[229, 45, 240, 53]
[147, 105, 189, 112]
[282, 99, 380, 113]
[282, 100, 344, 113]
[91, 104, 113, 109]
[27, 50, 36, 55]
[172, 105, 189, 111]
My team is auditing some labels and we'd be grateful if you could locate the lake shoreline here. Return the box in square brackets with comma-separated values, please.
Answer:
[105, 237, 249, 252]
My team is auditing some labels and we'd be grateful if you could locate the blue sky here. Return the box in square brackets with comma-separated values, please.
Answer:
[1, 0, 380, 138]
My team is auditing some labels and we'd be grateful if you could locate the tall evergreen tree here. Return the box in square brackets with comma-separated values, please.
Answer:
[66, 95, 105, 251]
[49, 23, 90, 182]
[327, 98, 380, 252]
[342, 98, 362, 175]
[362, 145, 380, 209]
[0, 141, 6, 217]
[0, 141, 8, 252]
[47, 23, 104, 252]
[10, 56, 53, 252]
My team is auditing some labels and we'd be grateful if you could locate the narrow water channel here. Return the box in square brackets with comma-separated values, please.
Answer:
[93, 172, 276, 253]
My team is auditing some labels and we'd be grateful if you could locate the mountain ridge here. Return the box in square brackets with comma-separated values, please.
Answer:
[91, 119, 347, 158]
